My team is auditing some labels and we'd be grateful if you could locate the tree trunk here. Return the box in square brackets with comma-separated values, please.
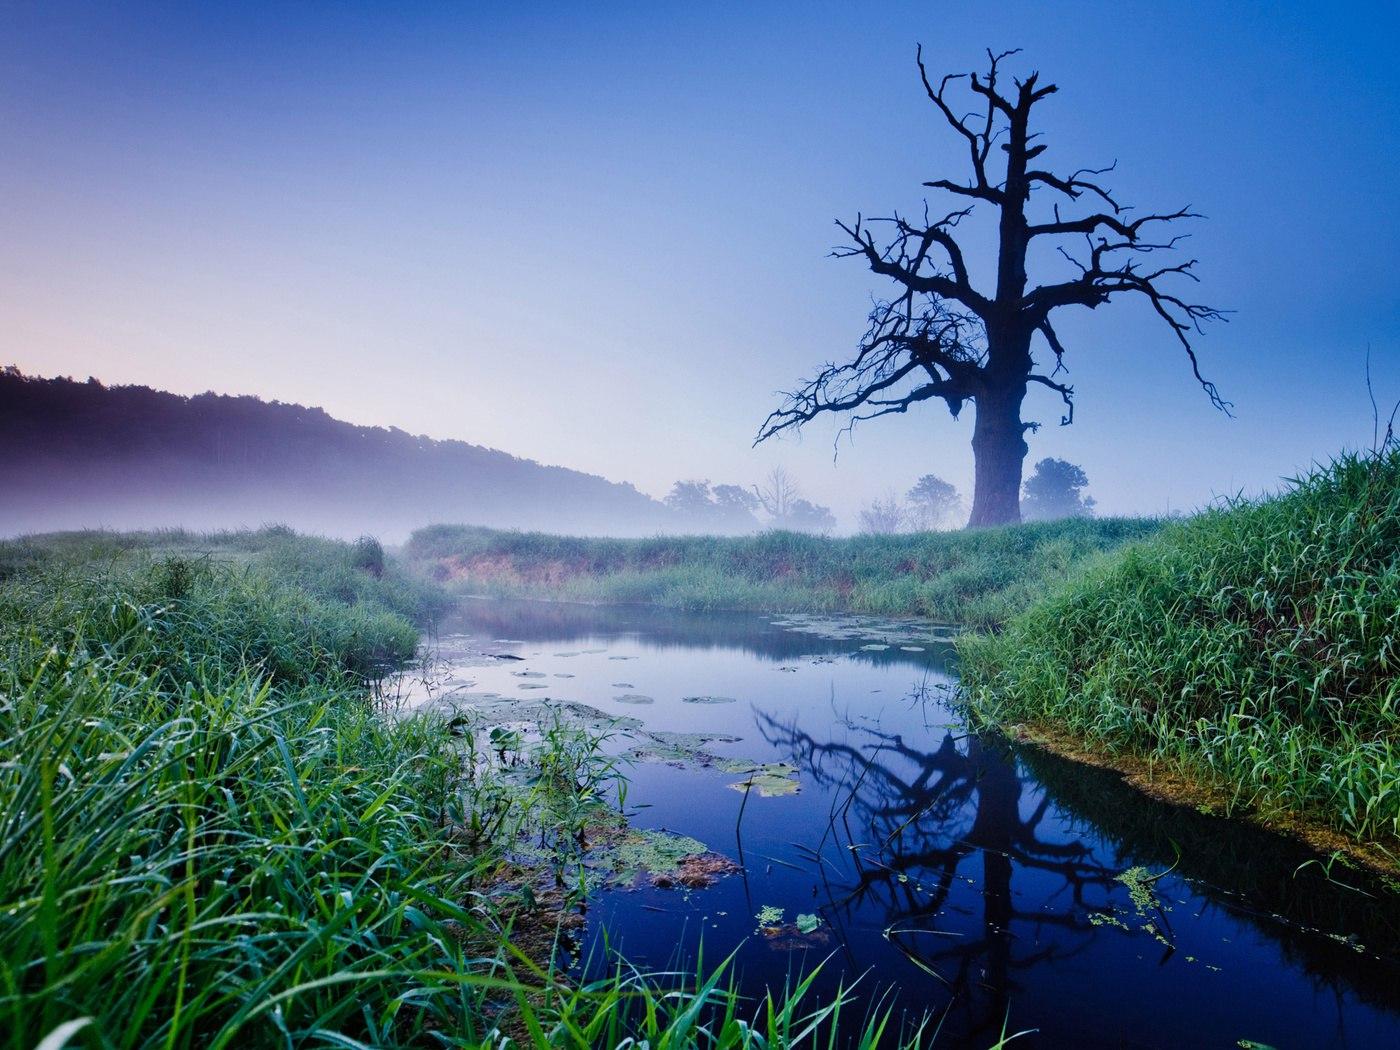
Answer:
[967, 384, 1028, 527]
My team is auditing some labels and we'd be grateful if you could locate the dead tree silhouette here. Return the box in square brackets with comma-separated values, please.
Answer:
[757, 47, 1227, 526]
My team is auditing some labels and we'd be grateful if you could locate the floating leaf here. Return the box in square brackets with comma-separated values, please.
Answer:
[728, 772, 799, 797]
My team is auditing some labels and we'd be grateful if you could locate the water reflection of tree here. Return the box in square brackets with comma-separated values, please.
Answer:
[1017, 745, 1400, 1010]
[757, 707, 1119, 1042]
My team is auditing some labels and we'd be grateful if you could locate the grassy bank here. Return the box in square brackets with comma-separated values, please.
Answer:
[0, 525, 448, 630]
[0, 539, 491, 1046]
[0, 531, 951, 1048]
[960, 450, 1400, 865]
[405, 517, 1162, 629]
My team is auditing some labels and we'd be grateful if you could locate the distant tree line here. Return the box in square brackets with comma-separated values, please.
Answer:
[663, 467, 836, 534]
[855, 459, 1095, 535]
[3, 367, 1099, 540]
[662, 456, 1095, 537]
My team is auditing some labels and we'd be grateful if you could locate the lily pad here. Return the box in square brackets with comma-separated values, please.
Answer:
[614, 693, 655, 705]
[795, 913, 822, 934]
[715, 759, 797, 778]
[728, 772, 800, 797]
[681, 694, 738, 705]
[512, 671, 547, 679]
[626, 730, 745, 768]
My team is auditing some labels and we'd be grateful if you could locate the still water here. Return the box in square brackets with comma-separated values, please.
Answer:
[415, 598, 1400, 1049]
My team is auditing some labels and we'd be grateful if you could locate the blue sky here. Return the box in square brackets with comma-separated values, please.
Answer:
[3, 1, 1397, 523]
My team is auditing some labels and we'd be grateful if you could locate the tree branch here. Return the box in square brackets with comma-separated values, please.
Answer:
[755, 305, 985, 448]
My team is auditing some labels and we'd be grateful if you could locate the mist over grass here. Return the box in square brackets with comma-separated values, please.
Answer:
[0, 369, 670, 540]
[960, 448, 1400, 854]
[404, 517, 1163, 629]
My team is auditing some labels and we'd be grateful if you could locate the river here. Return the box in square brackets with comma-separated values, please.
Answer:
[407, 598, 1400, 1049]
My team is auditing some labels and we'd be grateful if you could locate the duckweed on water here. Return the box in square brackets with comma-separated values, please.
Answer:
[600, 829, 710, 885]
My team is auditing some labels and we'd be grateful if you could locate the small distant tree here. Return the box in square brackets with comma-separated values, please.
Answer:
[906, 474, 962, 530]
[750, 467, 834, 532]
[664, 480, 715, 516]
[665, 480, 761, 533]
[859, 492, 908, 535]
[786, 498, 837, 534]
[753, 466, 800, 522]
[1020, 458, 1095, 521]
[711, 483, 760, 520]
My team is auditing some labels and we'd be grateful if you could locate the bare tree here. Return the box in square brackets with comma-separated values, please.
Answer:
[753, 466, 800, 521]
[858, 491, 907, 534]
[752, 467, 836, 532]
[757, 48, 1226, 526]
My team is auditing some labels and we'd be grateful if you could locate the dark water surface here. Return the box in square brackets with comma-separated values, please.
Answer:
[420, 599, 1400, 1049]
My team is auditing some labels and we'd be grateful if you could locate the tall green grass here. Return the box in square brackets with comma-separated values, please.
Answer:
[0, 556, 513, 1047]
[406, 518, 1160, 628]
[0, 526, 448, 628]
[0, 533, 987, 1047]
[960, 449, 1400, 849]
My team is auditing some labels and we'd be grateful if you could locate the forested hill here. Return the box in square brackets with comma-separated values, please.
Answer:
[0, 368, 669, 539]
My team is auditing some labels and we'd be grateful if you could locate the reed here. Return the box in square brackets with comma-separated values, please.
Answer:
[404, 517, 1159, 629]
[960, 448, 1400, 851]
